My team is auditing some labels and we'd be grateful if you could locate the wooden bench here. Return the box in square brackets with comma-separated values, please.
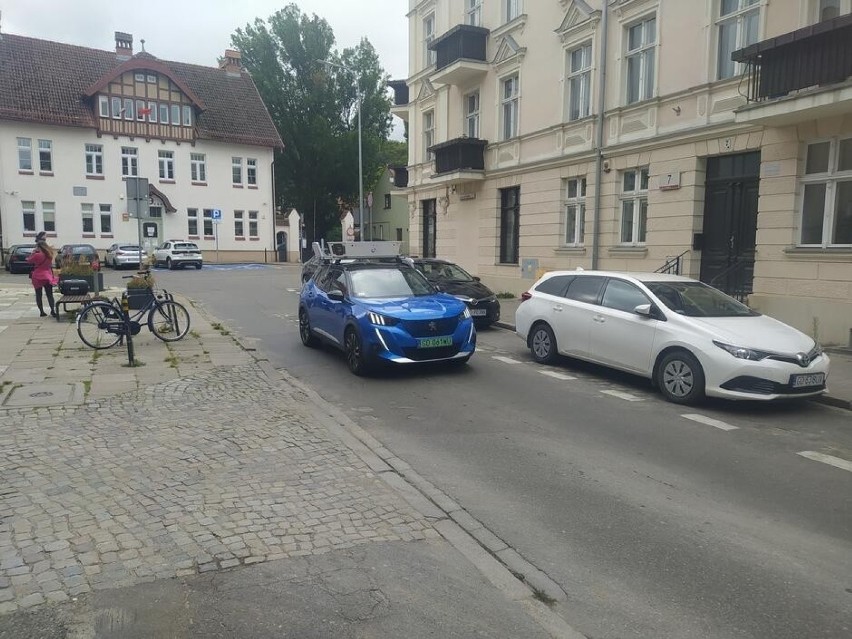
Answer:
[55, 294, 94, 321]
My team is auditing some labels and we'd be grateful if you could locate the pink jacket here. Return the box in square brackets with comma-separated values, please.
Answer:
[26, 249, 58, 288]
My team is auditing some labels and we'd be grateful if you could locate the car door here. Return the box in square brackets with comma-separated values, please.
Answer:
[310, 266, 347, 345]
[554, 275, 606, 358]
[587, 278, 659, 375]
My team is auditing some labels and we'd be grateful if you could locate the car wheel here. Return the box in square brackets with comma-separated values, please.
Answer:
[298, 308, 318, 348]
[344, 327, 371, 376]
[529, 323, 558, 364]
[167, 258, 174, 270]
[657, 350, 705, 405]
[195, 263, 202, 270]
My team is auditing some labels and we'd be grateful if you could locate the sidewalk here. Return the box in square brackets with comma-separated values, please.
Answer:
[495, 297, 852, 411]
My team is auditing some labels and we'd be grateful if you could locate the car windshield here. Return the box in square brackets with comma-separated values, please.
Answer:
[16, 247, 35, 255]
[71, 246, 95, 255]
[349, 267, 435, 298]
[420, 262, 475, 282]
[643, 281, 759, 317]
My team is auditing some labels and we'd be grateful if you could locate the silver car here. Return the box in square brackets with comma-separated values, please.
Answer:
[105, 244, 144, 269]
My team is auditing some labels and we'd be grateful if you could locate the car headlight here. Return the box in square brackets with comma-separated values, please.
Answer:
[485, 295, 497, 302]
[713, 340, 770, 361]
[453, 294, 474, 303]
[460, 307, 471, 320]
[367, 312, 399, 326]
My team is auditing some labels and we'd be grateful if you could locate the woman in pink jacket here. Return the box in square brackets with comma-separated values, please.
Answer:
[26, 231, 58, 317]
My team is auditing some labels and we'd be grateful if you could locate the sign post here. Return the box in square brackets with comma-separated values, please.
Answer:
[212, 208, 222, 264]
[126, 177, 149, 267]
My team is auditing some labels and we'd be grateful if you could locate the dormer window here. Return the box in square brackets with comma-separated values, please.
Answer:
[159, 103, 169, 124]
[111, 96, 122, 119]
[134, 72, 146, 82]
[99, 95, 109, 118]
[182, 105, 193, 126]
[123, 98, 134, 120]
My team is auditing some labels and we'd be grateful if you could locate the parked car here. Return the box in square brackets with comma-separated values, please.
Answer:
[153, 241, 203, 269]
[5, 244, 37, 274]
[412, 258, 501, 328]
[299, 242, 476, 375]
[105, 244, 144, 269]
[55, 244, 100, 270]
[515, 270, 830, 405]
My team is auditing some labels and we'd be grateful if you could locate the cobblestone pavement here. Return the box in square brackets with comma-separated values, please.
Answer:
[0, 363, 436, 614]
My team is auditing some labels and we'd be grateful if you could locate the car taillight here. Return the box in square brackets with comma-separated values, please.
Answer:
[520, 291, 532, 302]
[92, 259, 100, 270]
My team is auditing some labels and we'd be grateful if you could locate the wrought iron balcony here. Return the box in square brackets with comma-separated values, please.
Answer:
[429, 25, 490, 86]
[428, 137, 487, 181]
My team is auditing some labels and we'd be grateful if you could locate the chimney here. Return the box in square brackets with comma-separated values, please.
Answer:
[220, 49, 242, 77]
[115, 31, 133, 60]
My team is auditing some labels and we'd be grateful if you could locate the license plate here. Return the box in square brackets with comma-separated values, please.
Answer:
[418, 336, 453, 349]
[790, 373, 825, 388]
[470, 309, 487, 317]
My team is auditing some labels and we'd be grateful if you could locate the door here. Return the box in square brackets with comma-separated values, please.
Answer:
[556, 275, 606, 358]
[700, 152, 760, 297]
[422, 199, 436, 258]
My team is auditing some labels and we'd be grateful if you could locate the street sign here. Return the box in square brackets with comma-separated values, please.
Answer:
[211, 208, 222, 223]
[125, 177, 149, 218]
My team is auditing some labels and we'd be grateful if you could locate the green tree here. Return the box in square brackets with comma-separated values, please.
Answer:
[232, 4, 392, 245]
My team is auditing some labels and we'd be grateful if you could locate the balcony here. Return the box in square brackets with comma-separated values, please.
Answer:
[388, 80, 409, 121]
[428, 137, 488, 184]
[389, 165, 408, 189]
[732, 13, 852, 126]
[429, 25, 490, 86]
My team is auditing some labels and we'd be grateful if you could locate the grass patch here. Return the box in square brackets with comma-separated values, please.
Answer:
[531, 588, 557, 607]
[164, 354, 179, 368]
[190, 330, 201, 339]
[82, 380, 91, 396]
[496, 292, 516, 299]
[211, 322, 231, 336]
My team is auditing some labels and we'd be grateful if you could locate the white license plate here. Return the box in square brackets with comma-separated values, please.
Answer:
[470, 309, 487, 316]
[790, 373, 825, 388]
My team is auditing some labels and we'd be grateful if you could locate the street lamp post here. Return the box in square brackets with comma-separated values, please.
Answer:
[319, 59, 365, 241]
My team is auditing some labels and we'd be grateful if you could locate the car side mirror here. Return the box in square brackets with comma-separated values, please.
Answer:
[328, 290, 345, 302]
[473, 276, 481, 282]
[634, 303, 652, 317]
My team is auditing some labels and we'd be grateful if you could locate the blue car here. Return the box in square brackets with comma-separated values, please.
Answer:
[298, 242, 476, 375]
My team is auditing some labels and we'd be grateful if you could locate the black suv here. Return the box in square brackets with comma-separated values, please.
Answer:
[412, 258, 501, 328]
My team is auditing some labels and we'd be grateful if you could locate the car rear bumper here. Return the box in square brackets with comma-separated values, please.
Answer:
[114, 255, 142, 266]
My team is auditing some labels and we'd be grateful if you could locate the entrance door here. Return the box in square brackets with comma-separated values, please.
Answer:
[700, 152, 760, 298]
[142, 206, 163, 256]
[422, 199, 436, 257]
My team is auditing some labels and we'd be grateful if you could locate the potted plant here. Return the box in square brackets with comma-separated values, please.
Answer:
[125, 273, 155, 310]
[58, 257, 103, 295]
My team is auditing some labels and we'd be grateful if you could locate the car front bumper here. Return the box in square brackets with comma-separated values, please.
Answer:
[704, 353, 831, 401]
[466, 299, 501, 325]
[363, 318, 477, 365]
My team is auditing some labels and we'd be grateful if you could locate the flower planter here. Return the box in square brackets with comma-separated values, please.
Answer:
[126, 288, 155, 310]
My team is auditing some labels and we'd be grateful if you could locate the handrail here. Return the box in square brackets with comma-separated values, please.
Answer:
[710, 259, 752, 303]
[709, 259, 746, 287]
[655, 250, 689, 275]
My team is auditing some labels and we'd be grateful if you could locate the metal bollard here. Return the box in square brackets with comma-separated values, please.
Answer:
[121, 292, 135, 366]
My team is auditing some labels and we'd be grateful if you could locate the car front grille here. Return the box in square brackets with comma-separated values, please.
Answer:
[401, 345, 461, 361]
[720, 376, 826, 395]
[401, 317, 459, 338]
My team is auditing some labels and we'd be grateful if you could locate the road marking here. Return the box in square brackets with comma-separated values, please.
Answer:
[286, 288, 300, 293]
[539, 370, 576, 381]
[797, 451, 852, 473]
[600, 390, 644, 401]
[492, 356, 523, 365]
[681, 413, 739, 431]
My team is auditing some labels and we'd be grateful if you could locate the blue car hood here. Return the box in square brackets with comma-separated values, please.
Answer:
[361, 294, 465, 319]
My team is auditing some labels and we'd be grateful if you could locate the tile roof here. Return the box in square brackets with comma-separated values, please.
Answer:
[0, 33, 283, 149]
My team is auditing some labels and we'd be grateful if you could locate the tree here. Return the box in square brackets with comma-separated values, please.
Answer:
[232, 4, 393, 245]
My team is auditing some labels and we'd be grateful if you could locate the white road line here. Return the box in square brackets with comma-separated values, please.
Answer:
[797, 451, 852, 473]
[600, 390, 644, 402]
[681, 413, 739, 431]
[492, 356, 523, 365]
[539, 370, 577, 381]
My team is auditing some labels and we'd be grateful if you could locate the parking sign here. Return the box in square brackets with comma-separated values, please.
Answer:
[212, 209, 222, 223]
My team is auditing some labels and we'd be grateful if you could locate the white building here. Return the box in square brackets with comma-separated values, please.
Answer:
[0, 32, 285, 262]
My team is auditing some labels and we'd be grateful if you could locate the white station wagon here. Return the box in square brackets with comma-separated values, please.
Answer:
[515, 271, 830, 404]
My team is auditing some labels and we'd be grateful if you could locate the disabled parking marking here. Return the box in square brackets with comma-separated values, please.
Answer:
[681, 413, 738, 431]
[492, 356, 523, 365]
[797, 451, 852, 473]
[600, 390, 644, 402]
[539, 370, 577, 381]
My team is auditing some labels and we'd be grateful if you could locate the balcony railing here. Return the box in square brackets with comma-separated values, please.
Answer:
[387, 80, 409, 107]
[732, 13, 852, 102]
[429, 24, 489, 71]
[428, 137, 487, 176]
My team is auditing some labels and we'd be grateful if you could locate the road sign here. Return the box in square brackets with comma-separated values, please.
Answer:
[126, 177, 149, 218]
[211, 208, 222, 223]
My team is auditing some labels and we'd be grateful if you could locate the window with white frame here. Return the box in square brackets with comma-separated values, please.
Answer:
[203, 209, 214, 236]
[187, 208, 199, 236]
[501, 74, 520, 140]
[159, 150, 174, 180]
[38, 140, 53, 172]
[171, 104, 181, 126]
[17, 138, 32, 171]
[247, 158, 257, 186]
[717, 0, 760, 80]
[813, 0, 850, 22]
[625, 15, 656, 104]
[423, 111, 435, 162]
[563, 178, 586, 246]
[249, 211, 259, 238]
[42, 202, 56, 233]
[121, 147, 138, 177]
[466, 0, 482, 25]
[191, 153, 206, 182]
[182, 105, 193, 127]
[799, 138, 852, 246]
[136, 99, 146, 122]
[424, 14, 436, 67]
[159, 103, 169, 124]
[81, 203, 94, 233]
[567, 42, 592, 121]
[111, 97, 122, 119]
[232, 157, 243, 185]
[123, 98, 134, 121]
[22, 201, 36, 232]
[234, 210, 244, 237]
[620, 168, 649, 244]
[100, 204, 112, 234]
[98, 95, 109, 118]
[148, 101, 158, 123]
[465, 91, 480, 138]
[85, 144, 103, 176]
[506, 0, 521, 22]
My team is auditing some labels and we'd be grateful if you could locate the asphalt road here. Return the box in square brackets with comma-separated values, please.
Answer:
[134, 264, 852, 639]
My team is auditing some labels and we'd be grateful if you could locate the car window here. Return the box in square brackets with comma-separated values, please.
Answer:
[420, 262, 474, 282]
[317, 267, 345, 294]
[643, 281, 759, 317]
[601, 279, 650, 313]
[565, 276, 605, 304]
[119, 245, 140, 251]
[349, 267, 433, 298]
[534, 275, 575, 297]
[175, 243, 199, 250]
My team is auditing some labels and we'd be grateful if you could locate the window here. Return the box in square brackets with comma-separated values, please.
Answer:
[148, 101, 158, 123]
[234, 210, 244, 237]
[423, 111, 435, 162]
[171, 104, 181, 126]
[626, 16, 656, 104]
[466, 0, 482, 25]
[182, 105, 192, 127]
[816, 0, 845, 21]
[249, 211, 259, 238]
[135, 72, 146, 82]
[123, 98, 134, 120]
[422, 199, 437, 258]
[620, 168, 649, 244]
[465, 91, 480, 138]
[136, 99, 146, 121]
[506, 0, 521, 22]
[384, 193, 392, 209]
[799, 138, 852, 246]
[501, 75, 520, 140]
[566, 275, 606, 304]
[111, 96, 122, 119]
[424, 14, 436, 66]
[158, 150, 174, 180]
[100, 204, 112, 234]
[159, 103, 169, 124]
[563, 178, 586, 246]
[17, 138, 32, 171]
[247, 158, 257, 186]
[717, 0, 760, 80]
[42, 202, 56, 233]
[187, 208, 198, 236]
[499, 186, 520, 263]
[22, 201, 36, 232]
[535, 275, 575, 297]
[203, 209, 214, 236]
[191, 153, 206, 182]
[601, 279, 649, 313]
[37, 140, 53, 172]
[232, 157, 243, 185]
[396, 227, 404, 241]
[149, 206, 162, 219]
[567, 43, 592, 121]
[81, 203, 94, 234]
[98, 95, 109, 118]
[147, 74, 156, 83]
[85, 144, 103, 176]
[121, 147, 138, 177]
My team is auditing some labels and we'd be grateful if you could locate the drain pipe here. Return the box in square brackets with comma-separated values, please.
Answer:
[591, 1, 610, 271]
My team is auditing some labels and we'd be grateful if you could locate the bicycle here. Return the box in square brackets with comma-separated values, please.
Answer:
[76, 270, 191, 349]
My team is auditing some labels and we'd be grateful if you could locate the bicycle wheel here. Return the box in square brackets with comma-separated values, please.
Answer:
[148, 300, 191, 342]
[76, 302, 124, 349]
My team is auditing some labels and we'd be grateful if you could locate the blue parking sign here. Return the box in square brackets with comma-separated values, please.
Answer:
[212, 208, 222, 223]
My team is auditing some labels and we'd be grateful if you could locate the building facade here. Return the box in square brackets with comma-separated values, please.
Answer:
[369, 167, 412, 254]
[395, 0, 852, 346]
[0, 32, 284, 262]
